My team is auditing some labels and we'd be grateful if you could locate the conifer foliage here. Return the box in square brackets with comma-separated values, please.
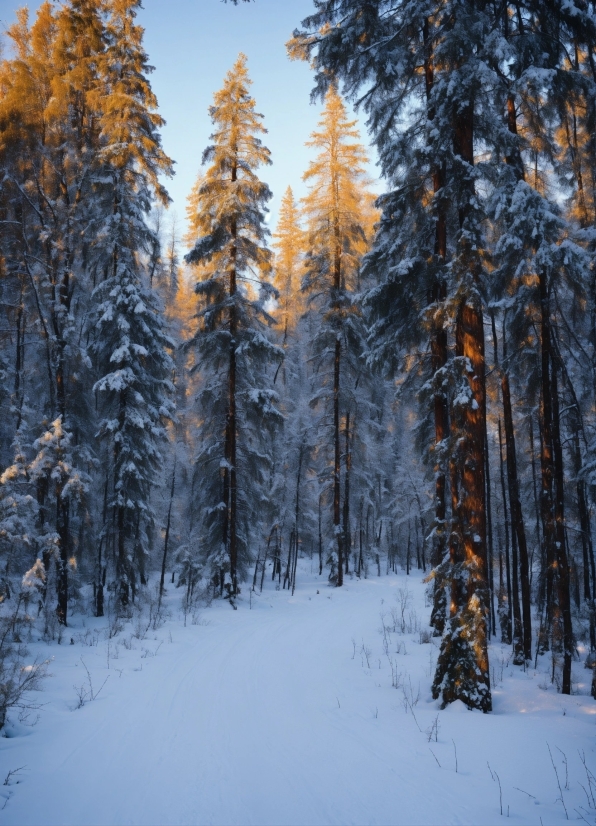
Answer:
[0, 0, 173, 624]
[272, 186, 305, 342]
[301, 88, 376, 587]
[185, 54, 282, 601]
[290, 0, 596, 710]
[91, 0, 175, 611]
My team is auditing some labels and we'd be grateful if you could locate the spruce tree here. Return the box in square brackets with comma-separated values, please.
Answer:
[0, 0, 105, 624]
[291, 0, 596, 704]
[90, 0, 174, 611]
[290, 0, 496, 709]
[272, 186, 305, 345]
[185, 54, 282, 601]
[300, 87, 375, 586]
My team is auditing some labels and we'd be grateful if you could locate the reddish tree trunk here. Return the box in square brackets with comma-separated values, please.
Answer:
[333, 212, 343, 587]
[501, 367, 531, 662]
[425, 19, 449, 633]
[551, 359, 573, 694]
[226, 195, 239, 598]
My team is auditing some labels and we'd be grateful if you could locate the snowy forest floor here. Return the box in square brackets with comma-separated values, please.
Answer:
[0, 564, 595, 825]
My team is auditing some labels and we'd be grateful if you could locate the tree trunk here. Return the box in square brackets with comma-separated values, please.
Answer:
[333, 336, 343, 586]
[56, 491, 69, 626]
[498, 418, 513, 644]
[501, 362, 531, 662]
[95, 475, 108, 618]
[343, 412, 352, 576]
[425, 17, 450, 636]
[226, 164, 239, 597]
[539, 269, 557, 655]
[318, 495, 323, 576]
[529, 415, 542, 600]
[484, 419, 496, 637]
[433, 99, 491, 712]
[292, 443, 304, 595]
[159, 456, 177, 609]
[551, 358, 573, 695]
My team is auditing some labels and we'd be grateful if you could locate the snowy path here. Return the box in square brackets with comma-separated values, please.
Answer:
[1, 570, 595, 825]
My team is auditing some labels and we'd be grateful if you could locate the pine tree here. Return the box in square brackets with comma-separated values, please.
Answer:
[272, 186, 305, 344]
[483, 1, 594, 689]
[0, 0, 106, 624]
[291, 0, 495, 709]
[291, 0, 596, 705]
[300, 87, 375, 586]
[185, 54, 282, 601]
[90, 0, 174, 611]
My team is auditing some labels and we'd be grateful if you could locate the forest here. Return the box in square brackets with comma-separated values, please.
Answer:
[0, 0, 596, 772]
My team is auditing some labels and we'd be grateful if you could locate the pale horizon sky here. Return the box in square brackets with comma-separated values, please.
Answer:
[0, 0, 381, 248]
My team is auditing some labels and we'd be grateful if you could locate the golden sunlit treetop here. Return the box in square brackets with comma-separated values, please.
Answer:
[272, 186, 305, 340]
[302, 86, 377, 295]
[186, 52, 272, 289]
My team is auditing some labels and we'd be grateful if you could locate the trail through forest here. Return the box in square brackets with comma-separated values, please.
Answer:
[0, 568, 594, 825]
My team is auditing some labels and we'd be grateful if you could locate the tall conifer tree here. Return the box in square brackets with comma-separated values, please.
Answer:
[186, 54, 282, 601]
[91, 0, 174, 611]
[0, 0, 106, 624]
[301, 87, 375, 586]
[272, 186, 305, 343]
[290, 0, 495, 708]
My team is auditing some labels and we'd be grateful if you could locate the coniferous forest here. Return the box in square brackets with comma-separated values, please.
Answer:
[2, 1, 596, 823]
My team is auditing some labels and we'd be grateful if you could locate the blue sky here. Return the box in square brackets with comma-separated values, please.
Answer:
[0, 0, 380, 243]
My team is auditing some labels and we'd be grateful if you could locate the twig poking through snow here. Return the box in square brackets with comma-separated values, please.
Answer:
[574, 808, 592, 826]
[556, 746, 570, 791]
[488, 762, 503, 816]
[548, 742, 569, 820]
[3, 767, 26, 787]
[579, 750, 596, 809]
[514, 786, 536, 800]
[73, 657, 110, 709]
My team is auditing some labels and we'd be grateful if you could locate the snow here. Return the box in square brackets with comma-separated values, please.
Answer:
[1, 567, 595, 825]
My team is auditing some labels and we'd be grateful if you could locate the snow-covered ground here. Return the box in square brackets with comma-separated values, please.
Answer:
[1, 564, 595, 825]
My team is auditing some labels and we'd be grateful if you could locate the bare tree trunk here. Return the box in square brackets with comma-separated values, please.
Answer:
[433, 99, 491, 712]
[498, 418, 513, 644]
[551, 358, 573, 695]
[225, 165, 239, 597]
[283, 531, 294, 590]
[333, 336, 343, 586]
[425, 17, 449, 636]
[484, 423, 496, 637]
[357, 498, 364, 577]
[318, 494, 323, 576]
[95, 475, 108, 618]
[292, 443, 304, 594]
[260, 528, 273, 593]
[539, 270, 557, 655]
[501, 362, 530, 662]
[158, 455, 177, 610]
[343, 412, 352, 577]
[529, 415, 542, 600]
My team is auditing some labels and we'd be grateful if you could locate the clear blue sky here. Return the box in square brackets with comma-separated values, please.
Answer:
[0, 0, 380, 243]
